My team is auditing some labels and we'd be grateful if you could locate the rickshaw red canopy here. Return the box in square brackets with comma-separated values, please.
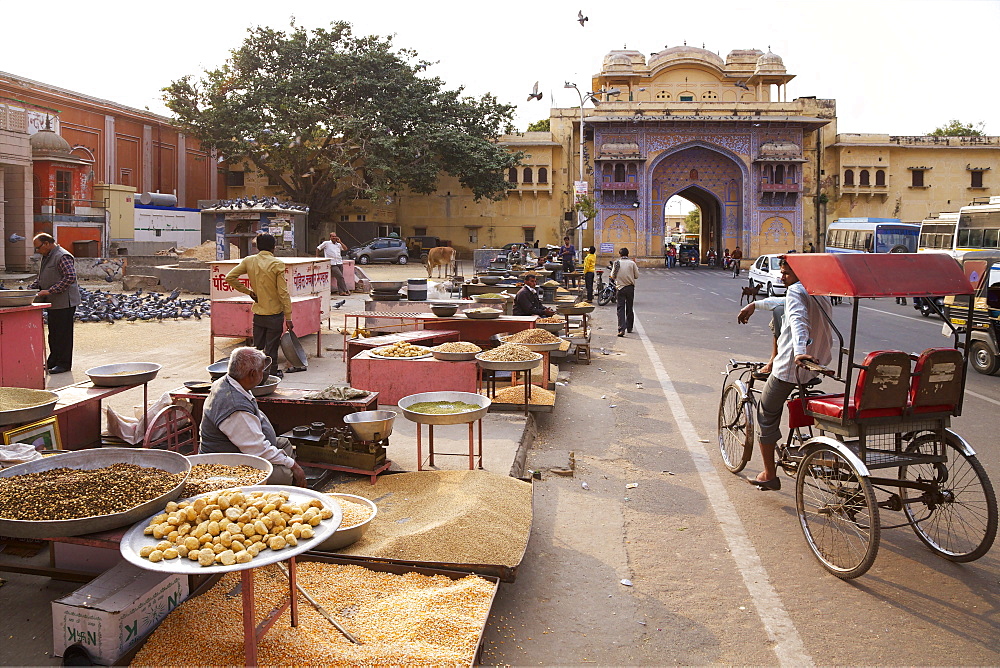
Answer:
[783, 253, 974, 298]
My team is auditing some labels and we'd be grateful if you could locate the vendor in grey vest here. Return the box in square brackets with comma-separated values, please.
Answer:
[29, 233, 81, 373]
[199, 347, 307, 487]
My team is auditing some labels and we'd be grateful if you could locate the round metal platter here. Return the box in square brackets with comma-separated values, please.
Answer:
[0, 448, 190, 539]
[557, 305, 596, 315]
[0, 389, 59, 426]
[398, 391, 492, 425]
[184, 453, 272, 490]
[431, 350, 478, 361]
[369, 347, 432, 360]
[0, 290, 38, 308]
[474, 353, 543, 371]
[119, 485, 342, 575]
[463, 310, 502, 320]
[251, 375, 281, 397]
[86, 362, 161, 387]
[498, 336, 562, 352]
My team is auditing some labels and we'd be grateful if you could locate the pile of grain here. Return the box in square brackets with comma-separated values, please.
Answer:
[324, 470, 531, 566]
[0, 387, 55, 411]
[182, 464, 269, 496]
[536, 316, 564, 323]
[477, 343, 537, 362]
[132, 562, 495, 667]
[492, 384, 556, 406]
[431, 341, 481, 353]
[502, 328, 560, 345]
[0, 464, 183, 521]
[329, 495, 375, 529]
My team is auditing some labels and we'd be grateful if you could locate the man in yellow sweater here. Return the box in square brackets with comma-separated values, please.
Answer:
[225, 233, 293, 378]
[583, 246, 597, 302]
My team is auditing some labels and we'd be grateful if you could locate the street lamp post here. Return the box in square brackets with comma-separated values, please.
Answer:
[564, 82, 619, 262]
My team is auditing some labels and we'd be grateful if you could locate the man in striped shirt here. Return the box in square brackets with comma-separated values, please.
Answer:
[30, 234, 81, 374]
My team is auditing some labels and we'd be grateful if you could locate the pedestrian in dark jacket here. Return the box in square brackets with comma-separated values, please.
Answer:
[29, 234, 81, 374]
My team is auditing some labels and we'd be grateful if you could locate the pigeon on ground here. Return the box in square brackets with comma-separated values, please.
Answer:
[332, 299, 346, 309]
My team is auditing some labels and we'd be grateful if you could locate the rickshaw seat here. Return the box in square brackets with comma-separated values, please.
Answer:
[909, 348, 963, 414]
[805, 350, 912, 420]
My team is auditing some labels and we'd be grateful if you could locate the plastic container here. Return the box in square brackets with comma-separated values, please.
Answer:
[407, 278, 428, 301]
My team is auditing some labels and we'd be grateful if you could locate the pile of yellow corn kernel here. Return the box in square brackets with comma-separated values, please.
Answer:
[137, 490, 333, 567]
[132, 562, 496, 666]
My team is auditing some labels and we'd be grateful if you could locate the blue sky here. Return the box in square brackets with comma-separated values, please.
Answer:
[4, 0, 997, 136]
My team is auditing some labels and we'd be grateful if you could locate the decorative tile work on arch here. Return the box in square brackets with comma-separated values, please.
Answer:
[646, 132, 751, 157]
[600, 213, 637, 256]
[758, 216, 793, 255]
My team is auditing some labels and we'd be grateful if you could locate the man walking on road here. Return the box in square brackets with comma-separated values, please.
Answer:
[736, 257, 832, 490]
[29, 233, 81, 374]
[611, 247, 638, 337]
[316, 232, 350, 296]
[226, 233, 293, 379]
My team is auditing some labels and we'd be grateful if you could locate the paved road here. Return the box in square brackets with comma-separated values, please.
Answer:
[485, 265, 1000, 665]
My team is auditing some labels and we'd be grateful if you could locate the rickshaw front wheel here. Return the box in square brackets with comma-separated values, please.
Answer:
[900, 432, 998, 562]
[796, 445, 880, 579]
[718, 383, 753, 473]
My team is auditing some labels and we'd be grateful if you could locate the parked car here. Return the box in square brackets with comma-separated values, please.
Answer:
[747, 254, 787, 296]
[405, 236, 450, 260]
[348, 237, 409, 265]
[678, 243, 699, 267]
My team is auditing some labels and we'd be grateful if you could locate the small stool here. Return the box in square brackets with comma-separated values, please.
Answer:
[575, 342, 591, 364]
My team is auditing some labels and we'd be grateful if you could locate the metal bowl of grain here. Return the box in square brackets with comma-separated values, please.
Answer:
[316, 493, 378, 551]
[0, 447, 190, 539]
[475, 351, 543, 371]
[0, 388, 59, 426]
[399, 391, 491, 425]
[86, 362, 161, 387]
[430, 304, 459, 317]
[0, 289, 39, 308]
[536, 321, 565, 334]
[463, 308, 502, 320]
[430, 342, 481, 361]
[183, 453, 272, 494]
[478, 276, 503, 286]
[498, 333, 563, 352]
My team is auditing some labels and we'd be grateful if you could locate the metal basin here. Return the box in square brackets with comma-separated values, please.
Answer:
[207, 361, 229, 380]
[475, 352, 543, 371]
[86, 362, 161, 387]
[0, 290, 39, 308]
[369, 280, 405, 292]
[430, 304, 459, 317]
[0, 447, 190, 539]
[281, 330, 308, 368]
[0, 388, 59, 426]
[316, 493, 378, 551]
[478, 276, 502, 286]
[399, 391, 491, 425]
[536, 321, 565, 334]
[252, 375, 281, 397]
[343, 410, 396, 440]
[498, 335, 562, 352]
[464, 309, 501, 319]
[432, 349, 478, 361]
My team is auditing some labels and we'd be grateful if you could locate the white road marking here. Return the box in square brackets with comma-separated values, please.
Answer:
[858, 305, 934, 322]
[966, 389, 1000, 407]
[634, 316, 812, 667]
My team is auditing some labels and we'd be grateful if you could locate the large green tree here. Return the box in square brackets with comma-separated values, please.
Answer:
[163, 21, 521, 225]
[683, 208, 700, 235]
[928, 119, 986, 137]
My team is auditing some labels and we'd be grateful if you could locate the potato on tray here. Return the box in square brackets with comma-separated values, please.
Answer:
[369, 341, 432, 358]
[135, 489, 335, 567]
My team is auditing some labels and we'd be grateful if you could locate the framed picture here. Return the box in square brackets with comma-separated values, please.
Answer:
[2, 416, 62, 450]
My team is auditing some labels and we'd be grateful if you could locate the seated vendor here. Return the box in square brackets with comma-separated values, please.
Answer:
[512, 273, 554, 317]
[199, 346, 307, 487]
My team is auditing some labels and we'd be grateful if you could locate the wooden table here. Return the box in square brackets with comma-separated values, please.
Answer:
[51, 381, 149, 450]
[170, 386, 378, 437]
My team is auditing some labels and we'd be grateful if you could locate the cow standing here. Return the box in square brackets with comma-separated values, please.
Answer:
[424, 246, 455, 278]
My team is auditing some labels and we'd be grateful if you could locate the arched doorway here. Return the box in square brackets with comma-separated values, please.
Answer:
[649, 144, 745, 262]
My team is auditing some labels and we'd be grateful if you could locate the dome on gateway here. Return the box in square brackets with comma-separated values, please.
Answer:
[649, 44, 725, 70]
[602, 50, 645, 70]
[755, 49, 786, 73]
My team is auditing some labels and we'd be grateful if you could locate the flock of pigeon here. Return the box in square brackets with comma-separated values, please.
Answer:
[207, 196, 309, 212]
[72, 287, 211, 323]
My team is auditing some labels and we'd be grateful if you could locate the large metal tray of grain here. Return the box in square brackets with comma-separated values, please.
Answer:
[0, 387, 59, 426]
[0, 448, 190, 539]
[556, 303, 596, 315]
[475, 349, 542, 372]
[498, 331, 563, 351]
[317, 470, 532, 582]
[399, 391, 491, 425]
[86, 362, 161, 387]
[0, 289, 39, 308]
[125, 554, 499, 668]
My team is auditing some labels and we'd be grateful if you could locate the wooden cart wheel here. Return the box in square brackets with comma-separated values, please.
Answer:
[143, 403, 198, 455]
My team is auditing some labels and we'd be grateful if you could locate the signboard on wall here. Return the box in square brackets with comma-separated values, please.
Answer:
[600, 242, 614, 253]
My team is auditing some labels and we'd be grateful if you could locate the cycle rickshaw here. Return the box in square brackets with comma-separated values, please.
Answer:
[718, 253, 997, 579]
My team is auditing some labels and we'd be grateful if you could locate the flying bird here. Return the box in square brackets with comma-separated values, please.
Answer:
[527, 81, 542, 102]
[735, 80, 750, 91]
[577, 10, 588, 26]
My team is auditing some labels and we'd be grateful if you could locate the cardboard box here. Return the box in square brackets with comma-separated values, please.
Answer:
[52, 562, 188, 665]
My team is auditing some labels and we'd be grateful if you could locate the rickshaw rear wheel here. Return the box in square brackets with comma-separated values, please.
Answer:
[900, 432, 998, 562]
[718, 383, 753, 473]
[796, 445, 880, 579]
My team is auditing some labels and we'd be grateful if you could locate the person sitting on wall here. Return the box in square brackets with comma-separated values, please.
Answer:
[513, 273, 554, 317]
[199, 346, 307, 487]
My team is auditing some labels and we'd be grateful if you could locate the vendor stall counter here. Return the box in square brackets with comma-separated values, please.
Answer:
[348, 352, 478, 405]
[51, 380, 150, 450]
[210, 295, 322, 361]
[170, 386, 378, 437]
[0, 302, 49, 389]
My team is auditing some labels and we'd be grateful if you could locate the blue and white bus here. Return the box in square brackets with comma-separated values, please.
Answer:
[826, 218, 920, 254]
